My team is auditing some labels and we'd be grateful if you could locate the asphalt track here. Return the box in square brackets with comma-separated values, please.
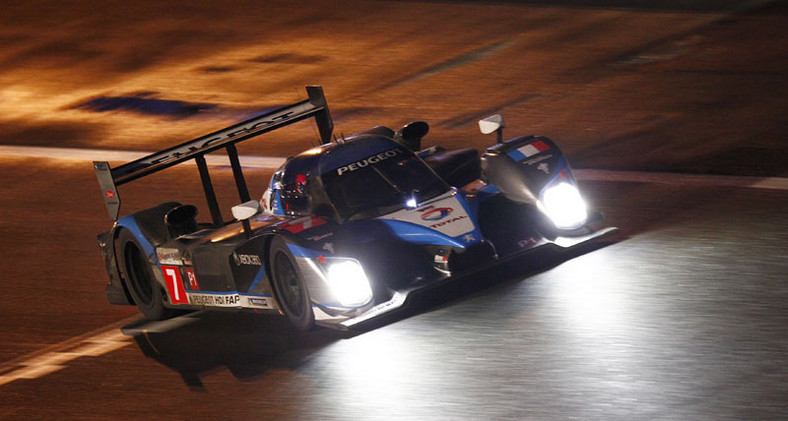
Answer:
[0, 0, 786, 419]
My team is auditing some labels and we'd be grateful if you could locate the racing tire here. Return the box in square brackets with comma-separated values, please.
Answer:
[269, 237, 315, 331]
[118, 229, 171, 320]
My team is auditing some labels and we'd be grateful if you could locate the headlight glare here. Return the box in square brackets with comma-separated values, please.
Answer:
[326, 260, 373, 307]
[540, 182, 588, 229]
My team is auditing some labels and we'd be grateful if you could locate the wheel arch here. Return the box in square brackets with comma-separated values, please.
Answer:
[265, 234, 316, 330]
[111, 202, 182, 306]
[108, 225, 135, 305]
[261, 234, 286, 314]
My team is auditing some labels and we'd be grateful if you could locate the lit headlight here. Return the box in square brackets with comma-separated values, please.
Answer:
[326, 260, 373, 307]
[539, 182, 588, 230]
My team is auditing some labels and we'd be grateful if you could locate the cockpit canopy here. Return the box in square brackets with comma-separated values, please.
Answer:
[272, 135, 449, 221]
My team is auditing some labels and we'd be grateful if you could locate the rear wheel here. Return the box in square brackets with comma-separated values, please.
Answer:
[269, 237, 314, 331]
[118, 230, 170, 320]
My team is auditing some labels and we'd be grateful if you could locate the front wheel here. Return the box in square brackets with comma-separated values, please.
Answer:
[118, 230, 171, 320]
[269, 237, 314, 331]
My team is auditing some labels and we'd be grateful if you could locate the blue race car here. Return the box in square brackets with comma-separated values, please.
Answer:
[94, 86, 616, 330]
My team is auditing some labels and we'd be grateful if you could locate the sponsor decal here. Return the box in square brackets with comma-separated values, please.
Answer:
[157, 248, 182, 266]
[420, 207, 453, 221]
[185, 268, 199, 290]
[351, 291, 407, 323]
[233, 252, 262, 266]
[161, 266, 188, 304]
[119, 108, 301, 171]
[516, 140, 550, 158]
[187, 293, 241, 307]
[537, 163, 550, 174]
[524, 154, 552, 166]
[323, 242, 335, 254]
[430, 215, 467, 229]
[462, 234, 476, 243]
[309, 232, 334, 241]
[382, 193, 478, 239]
[336, 148, 402, 176]
[105, 190, 115, 199]
[248, 297, 269, 308]
[518, 236, 541, 249]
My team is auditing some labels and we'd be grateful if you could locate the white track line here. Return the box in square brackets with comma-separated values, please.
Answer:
[573, 169, 788, 190]
[0, 316, 139, 387]
[2, 144, 786, 190]
[0, 313, 203, 387]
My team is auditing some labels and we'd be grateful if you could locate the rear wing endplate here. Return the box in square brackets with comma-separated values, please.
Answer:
[94, 86, 333, 221]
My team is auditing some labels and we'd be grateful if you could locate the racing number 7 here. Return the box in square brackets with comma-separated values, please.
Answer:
[161, 266, 189, 304]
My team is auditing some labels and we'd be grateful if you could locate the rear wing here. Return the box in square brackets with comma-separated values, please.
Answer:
[94, 85, 333, 223]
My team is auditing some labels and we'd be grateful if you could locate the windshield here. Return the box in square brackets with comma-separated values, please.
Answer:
[322, 147, 449, 221]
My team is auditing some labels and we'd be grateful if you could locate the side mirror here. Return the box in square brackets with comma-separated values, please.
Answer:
[232, 200, 261, 238]
[232, 200, 261, 220]
[479, 114, 505, 143]
[394, 121, 429, 151]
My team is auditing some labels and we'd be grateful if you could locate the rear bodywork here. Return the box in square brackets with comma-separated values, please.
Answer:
[95, 86, 616, 330]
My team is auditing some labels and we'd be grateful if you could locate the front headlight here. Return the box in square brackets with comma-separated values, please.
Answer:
[539, 182, 588, 230]
[326, 260, 373, 307]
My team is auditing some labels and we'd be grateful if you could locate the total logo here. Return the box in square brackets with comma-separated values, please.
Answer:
[384, 196, 474, 238]
[420, 207, 452, 221]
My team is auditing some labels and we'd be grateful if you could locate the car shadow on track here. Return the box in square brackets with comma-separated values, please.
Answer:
[121, 312, 356, 390]
[120, 238, 617, 389]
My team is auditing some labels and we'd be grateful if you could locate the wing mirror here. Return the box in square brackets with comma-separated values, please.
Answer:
[479, 114, 505, 143]
[232, 200, 260, 220]
[394, 121, 429, 151]
[232, 200, 261, 237]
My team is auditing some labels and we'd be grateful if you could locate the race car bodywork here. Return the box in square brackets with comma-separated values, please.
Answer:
[94, 86, 617, 330]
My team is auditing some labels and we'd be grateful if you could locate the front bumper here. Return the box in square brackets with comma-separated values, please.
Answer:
[318, 224, 619, 330]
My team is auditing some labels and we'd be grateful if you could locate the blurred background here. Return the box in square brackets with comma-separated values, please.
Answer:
[0, 0, 785, 419]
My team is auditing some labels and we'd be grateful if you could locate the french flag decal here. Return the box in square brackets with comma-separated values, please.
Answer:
[508, 140, 550, 162]
[517, 140, 550, 157]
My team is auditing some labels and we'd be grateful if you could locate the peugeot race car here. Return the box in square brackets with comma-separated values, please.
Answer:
[94, 86, 616, 330]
